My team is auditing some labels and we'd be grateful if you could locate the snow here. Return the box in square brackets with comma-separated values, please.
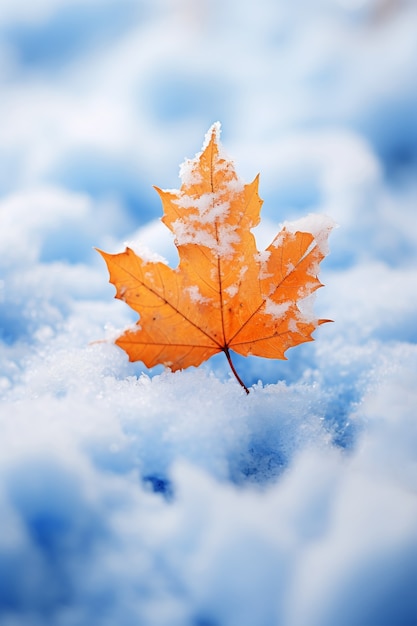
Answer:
[282, 214, 337, 256]
[184, 285, 210, 305]
[172, 216, 240, 258]
[1, 1, 417, 625]
[264, 299, 291, 320]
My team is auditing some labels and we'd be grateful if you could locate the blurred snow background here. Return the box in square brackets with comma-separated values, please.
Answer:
[1, 0, 417, 624]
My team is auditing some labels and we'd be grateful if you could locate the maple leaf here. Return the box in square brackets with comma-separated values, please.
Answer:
[98, 123, 334, 393]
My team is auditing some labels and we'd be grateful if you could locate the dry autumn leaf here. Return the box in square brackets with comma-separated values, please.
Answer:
[98, 123, 334, 393]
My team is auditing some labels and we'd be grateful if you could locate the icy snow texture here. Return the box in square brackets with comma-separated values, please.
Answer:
[1, 1, 417, 625]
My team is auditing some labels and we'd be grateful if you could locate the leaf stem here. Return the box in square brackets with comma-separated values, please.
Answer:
[223, 347, 250, 394]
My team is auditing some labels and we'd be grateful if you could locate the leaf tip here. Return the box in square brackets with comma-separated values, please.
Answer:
[204, 121, 222, 149]
[95, 247, 108, 262]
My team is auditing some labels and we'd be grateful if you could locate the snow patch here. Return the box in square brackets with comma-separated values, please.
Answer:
[125, 241, 167, 264]
[283, 214, 337, 256]
[172, 219, 240, 258]
[184, 285, 210, 304]
[264, 299, 291, 319]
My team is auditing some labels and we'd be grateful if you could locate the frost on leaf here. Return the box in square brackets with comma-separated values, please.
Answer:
[98, 123, 334, 393]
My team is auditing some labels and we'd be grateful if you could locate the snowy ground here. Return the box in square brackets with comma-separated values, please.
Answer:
[1, 1, 417, 625]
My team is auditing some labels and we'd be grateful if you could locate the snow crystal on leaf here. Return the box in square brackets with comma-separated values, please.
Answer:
[256, 250, 270, 264]
[297, 293, 318, 322]
[184, 285, 210, 304]
[288, 317, 301, 332]
[271, 231, 286, 249]
[223, 178, 244, 194]
[225, 265, 248, 297]
[264, 299, 291, 319]
[172, 219, 239, 258]
[126, 242, 168, 265]
[225, 284, 238, 297]
[283, 214, 337, 255]
[176, 194, 232, 225]
[256, 250, 273, 280]
[179, 160, 203, 187]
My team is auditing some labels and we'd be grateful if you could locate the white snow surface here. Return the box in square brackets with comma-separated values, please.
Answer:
[1, 2, 417, 625]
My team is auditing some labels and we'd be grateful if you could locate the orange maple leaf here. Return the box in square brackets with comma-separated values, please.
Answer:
[98, 123, 334, 393]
